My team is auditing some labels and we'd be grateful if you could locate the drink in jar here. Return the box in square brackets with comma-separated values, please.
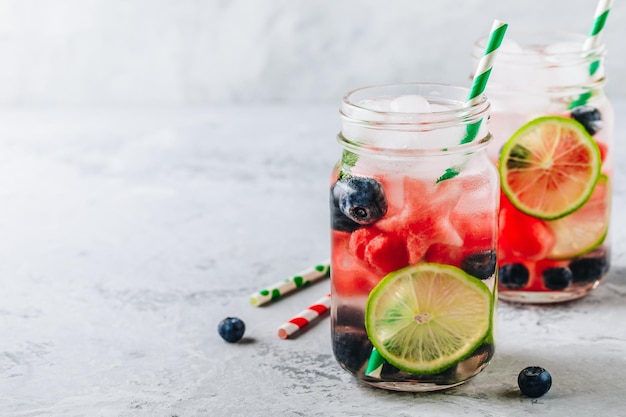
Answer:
[330, 83, 498, 391]
[473, 32, 613, 303]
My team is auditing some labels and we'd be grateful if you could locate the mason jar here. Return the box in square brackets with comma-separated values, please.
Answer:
[473, 32, 614, 303]
[330, 83, 498, 391]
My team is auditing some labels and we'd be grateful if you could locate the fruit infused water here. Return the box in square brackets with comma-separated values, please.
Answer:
[330, 84, 498, 391]
[473, 33, 614, 303]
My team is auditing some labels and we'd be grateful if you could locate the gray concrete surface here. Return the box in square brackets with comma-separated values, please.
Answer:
[0, 102, 625, 416]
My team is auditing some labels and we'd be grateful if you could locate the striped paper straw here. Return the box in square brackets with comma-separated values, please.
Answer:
[438, 20, 507, 183]
[571, 0, 613, 107]
[250, 261, 330, 307]
[461, 19, 508, 145]
[365, 347, 386, 378]
[583, 0, 614, 53]
[277, 293, 331, 339]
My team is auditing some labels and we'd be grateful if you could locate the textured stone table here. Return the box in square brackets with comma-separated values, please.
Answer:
[1, 104, 625, 416]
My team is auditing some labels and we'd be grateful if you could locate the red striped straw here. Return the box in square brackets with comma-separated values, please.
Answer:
[277, 293, 331, 339]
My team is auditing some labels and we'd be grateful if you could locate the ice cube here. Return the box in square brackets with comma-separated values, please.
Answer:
[546, 65, 590, 88]
[543, 41, 583, 55]
[390, 95, 431, 113]
[489, 49, 546, 88]
[358, 98, 393, 112]
[542, 41, 590, 87]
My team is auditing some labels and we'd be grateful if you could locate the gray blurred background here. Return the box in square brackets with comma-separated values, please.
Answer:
[0, 0, 624, 107]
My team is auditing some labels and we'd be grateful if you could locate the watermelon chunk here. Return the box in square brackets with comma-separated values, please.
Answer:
[331, 230, 383, 296]
[376, 176, 464, 263]
[348, 227, 409, 274]
[499, 192, 556, 260]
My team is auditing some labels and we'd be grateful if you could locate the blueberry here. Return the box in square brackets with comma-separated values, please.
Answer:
[461, 250, 496, 280]
[218, 317, 245, 343]
[542, 267, 573, 290]
[330, 182, 361, 232]
[569, 256, 609, 284]
[518, 366, 552, 398]
[499, 263, 529, 289]
[332, 330, 372, 373]
[571, 106, 603, 135]
[335, 177, 388, 226]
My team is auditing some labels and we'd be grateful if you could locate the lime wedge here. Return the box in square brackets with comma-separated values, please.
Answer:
[499, 116, 601, 220]
[365, 263, 492, 374]
[546, 175, 610, 259]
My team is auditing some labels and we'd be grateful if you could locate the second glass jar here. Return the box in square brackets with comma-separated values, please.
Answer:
[473, 32, 614, 303]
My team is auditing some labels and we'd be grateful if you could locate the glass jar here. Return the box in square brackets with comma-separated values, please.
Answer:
[329, 83, 498, 391]
[473, 32, 614, 303]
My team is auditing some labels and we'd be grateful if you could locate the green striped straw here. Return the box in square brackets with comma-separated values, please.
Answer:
[365, 347, 385, 378]
[571, 0, 614, 108]
[437, 20, 507, 183]
[584, 0, 613, 62]
[461, 19, 508, 145]
[249, 261, 330, 306]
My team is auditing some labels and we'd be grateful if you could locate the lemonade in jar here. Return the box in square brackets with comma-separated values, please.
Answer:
[473, 31, 613, 303]
[330, 83, 498, 391]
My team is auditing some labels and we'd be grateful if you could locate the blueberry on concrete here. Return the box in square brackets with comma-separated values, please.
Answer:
[336, 177, 388, 226]
[569, 256, 609, 284]
[498, 263, 529, 289]
[518, 366, 552, 398]
[571, 106, 603, 135]
[218, 317, 246, 343]
[542, 267, 573, 290]
[461, 250, 496, 280]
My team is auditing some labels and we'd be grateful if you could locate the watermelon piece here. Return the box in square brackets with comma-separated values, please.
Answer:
[377, 176, 464, 264]
[348, 227, 409, 274]
[499, 192, 556, 260]
[450, 210, 496, 253]
[331, 230, 383, 296]
[424, 243, 465, 268]
[596, 141, 608, 162]
[337, 174, 490, 293]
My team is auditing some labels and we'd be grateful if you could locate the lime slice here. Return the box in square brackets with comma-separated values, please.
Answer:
[365, 263, 492, 374]
[499, 116, 601, 220]
[546, 174, 610, 259]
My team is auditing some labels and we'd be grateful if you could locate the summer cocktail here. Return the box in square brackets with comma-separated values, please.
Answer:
[475, 30, 613, 303]
[330, 83, 498, 391]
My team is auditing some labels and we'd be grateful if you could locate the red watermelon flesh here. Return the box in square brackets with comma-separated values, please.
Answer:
[348, 226, 409, 275]
[499, 192, 556, 260]
[331, 230, 382, 296]
[336, 174, 495, 295]
[376, 176, 464, 264]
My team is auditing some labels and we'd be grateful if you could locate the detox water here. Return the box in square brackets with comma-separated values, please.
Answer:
[474, 33, 614, 303]
[330, 83, 498, 391]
